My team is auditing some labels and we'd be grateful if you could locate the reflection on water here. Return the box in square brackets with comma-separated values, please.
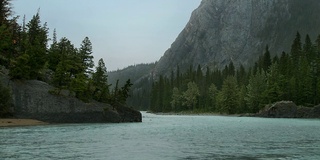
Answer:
[1, 112, 320, 160]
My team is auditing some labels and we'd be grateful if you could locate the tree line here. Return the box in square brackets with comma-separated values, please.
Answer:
[0, 0, 132, 117]
[150, 32, 320, 114]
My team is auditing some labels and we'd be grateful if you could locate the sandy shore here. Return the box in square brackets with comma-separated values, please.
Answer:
[0, 119, 48, 127]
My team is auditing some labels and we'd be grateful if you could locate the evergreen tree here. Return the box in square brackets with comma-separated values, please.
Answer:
[208, 83, 218, 111]
[70, 73, 89, 102]
[176, 65, 180, 89]
[263, 45, 272, 71]
[26, 11, 49, 79]
[92, 58, 109, 102]
[291, 32, 302, 65]
[296, 56, 313, 106]
[0, 0, 18, 68]
[0, 0, 12, 26]
[245, 70, 267, 113]
[217, 76, 239, 114]
[51, 37, 78, 92]
[171, 87, 181, 111]
[115, 79, 133, 104]
[182, 82, 200, 110]
[79, 37, 94, 75]
[10, 11, 48, 80]
[238, 85, 247, 113]
[48, 29, 60, 71]
[8, 53, 30, 79]
[303, 34, 313, 61]
[236, 64, 247, 86]
[228, 61, 235, 76]
[263, 62, 285, 104]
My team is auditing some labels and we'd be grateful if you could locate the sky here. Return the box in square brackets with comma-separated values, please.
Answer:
[11, 0, 201, 71]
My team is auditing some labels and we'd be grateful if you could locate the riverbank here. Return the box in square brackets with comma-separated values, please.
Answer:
[152, 111, 250, 117]
[0, 119, 48, 127]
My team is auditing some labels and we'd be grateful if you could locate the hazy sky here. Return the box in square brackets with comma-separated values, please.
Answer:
[11, 0, 201, 71]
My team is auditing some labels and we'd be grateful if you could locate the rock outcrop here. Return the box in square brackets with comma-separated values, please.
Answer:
[256, 101, 320, 118]
[0, 73, 142, 123]
[153, 0, 320, 76]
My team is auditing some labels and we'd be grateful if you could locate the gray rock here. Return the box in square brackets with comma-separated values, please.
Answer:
[153, 0, 320, 76]
[310, 105, 320, 118]
[0, 73, 142, 123]
[267, 101, 298, 118]
[256, 101, 320, 118]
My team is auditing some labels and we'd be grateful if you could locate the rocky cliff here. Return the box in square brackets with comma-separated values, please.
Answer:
[154, 0, 320, 75]
[0, 71, 142, 123]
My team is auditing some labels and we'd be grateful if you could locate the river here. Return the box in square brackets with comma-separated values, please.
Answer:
[1, 112, 320, 160]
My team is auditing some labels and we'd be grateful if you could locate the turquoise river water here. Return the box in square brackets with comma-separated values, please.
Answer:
[1, 112, 320, 160]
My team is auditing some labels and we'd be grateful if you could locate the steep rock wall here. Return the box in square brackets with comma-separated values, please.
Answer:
[154, 0, 320, 76]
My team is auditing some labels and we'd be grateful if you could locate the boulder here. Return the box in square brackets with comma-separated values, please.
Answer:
[256, 101, 297, 118]
[311, 105, 320, 118]
[256, 101, 320, 118]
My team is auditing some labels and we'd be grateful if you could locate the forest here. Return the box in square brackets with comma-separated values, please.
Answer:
[0, 0, 131, 117]
[149, 33, 320, 114]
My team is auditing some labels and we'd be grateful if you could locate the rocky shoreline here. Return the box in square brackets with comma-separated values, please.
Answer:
[255, 101, 320, 118]
[151, 101, 320, 119]
[0, 72, 142, 124]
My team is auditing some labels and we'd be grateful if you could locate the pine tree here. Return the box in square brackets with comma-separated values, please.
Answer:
[263, 45, 272, 71]
[20, 10, 49, 79]
[228, 61, 235, 76]
[92, 58, 109, 102]
[208, 83, 218, 111]
[50, 37, 78, 92]
[70, 73, 89, 101]
[176, 65, 180, 89]
[291, 32, 302, 65]
[8, 53, 30, 79]
[303, 34, 313, 61]
[79, 37, 94, 75]
[217, 76, 239, 114]
[245, 70, 267, 113]
[171, 87, 181, 111]
[236, 64, 247, 86]
[48, 29, 60, 71]
[0, 0, 12, 26]
[263, 63, 285, 104]
[0, 0, 16, 68]
[182, 82, 200, 110]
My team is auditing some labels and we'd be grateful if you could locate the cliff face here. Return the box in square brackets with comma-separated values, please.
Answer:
[154, 0, 320, 75]
[0, 73, 142, 123]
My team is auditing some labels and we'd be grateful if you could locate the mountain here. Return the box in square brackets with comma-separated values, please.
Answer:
[153, 0, 320, 76]
[108, 0, 320, 109]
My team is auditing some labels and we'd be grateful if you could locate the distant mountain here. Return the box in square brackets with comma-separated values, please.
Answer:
[108, 63, 156, 87]
[153, 0, 320, 76]
[108, 63, 156, 110]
